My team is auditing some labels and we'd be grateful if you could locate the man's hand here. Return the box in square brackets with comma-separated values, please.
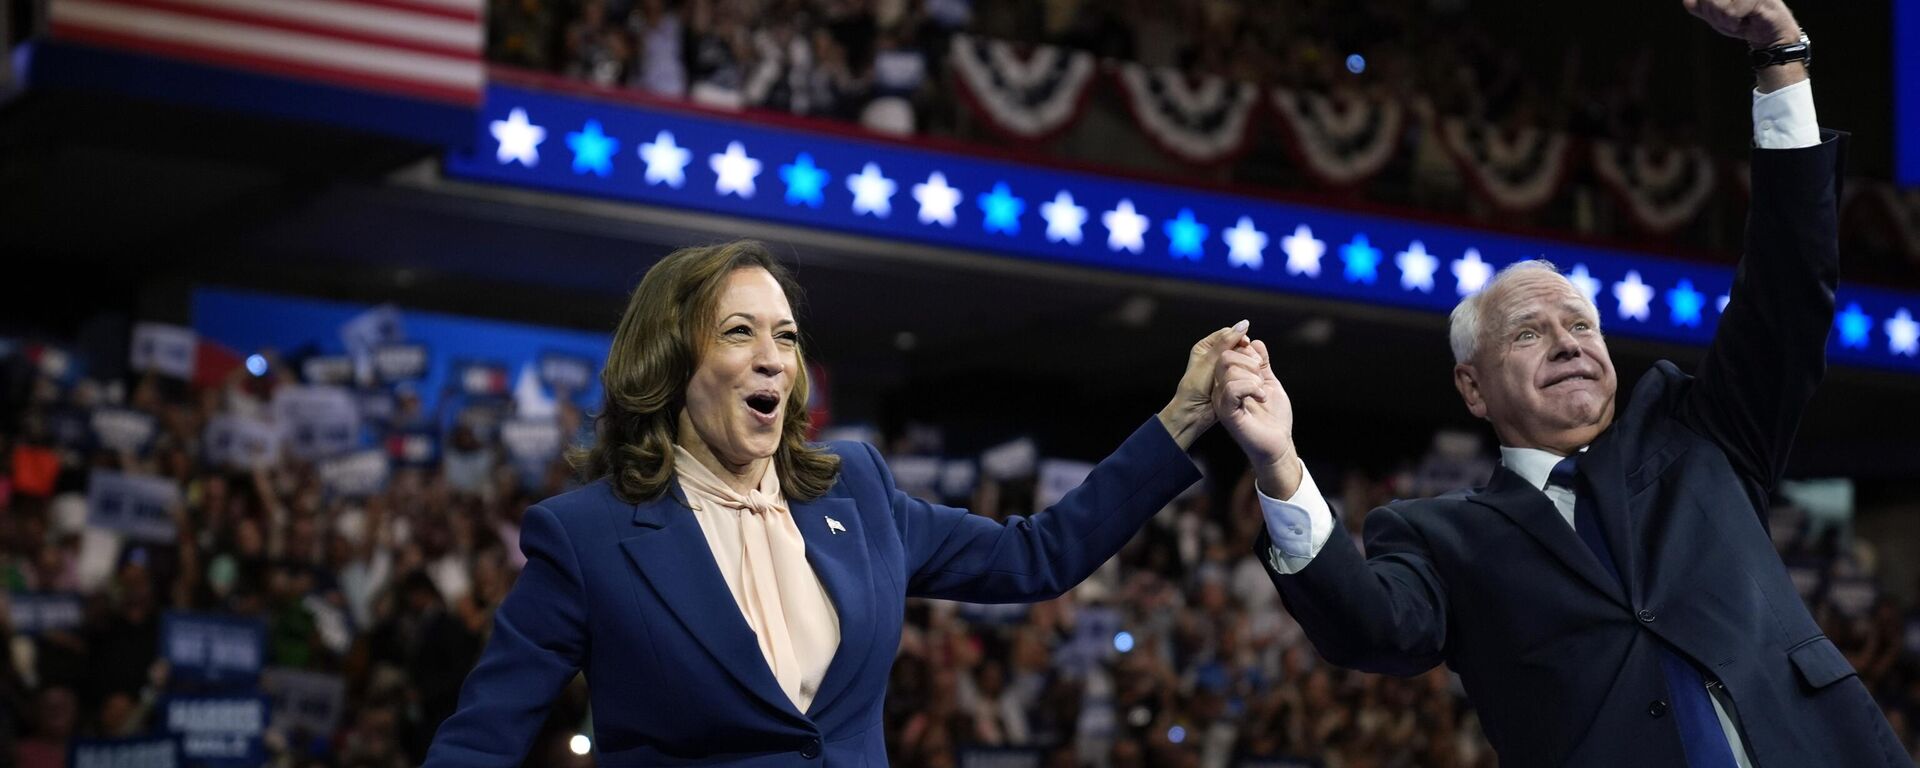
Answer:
[1684, 0, 1806, 93]
[1212, 338, 1303, 499]
[1158, 320, 1251, 450]
[1684, 0, 1799, 47]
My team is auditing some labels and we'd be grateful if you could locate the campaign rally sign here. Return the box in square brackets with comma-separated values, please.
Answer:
[940, 460, 978, 501]
[957, 747, 1044, 768]
[204, 415, 282, 470]
[538, 351, 596, 395]
[500, 418, 562, 464]
[70, 735, 182, 768]
[319, 450, 390, 498]
[162, 694, 271, 766]
[886, 456, 942, 498]
[261, 667, 346, 738]
[87, 470, 180, 542]
[454, 360, 512, 397]
[1036, 459, 1096, 510]
[981, 437, 1039, 480]
[9, 592, 85, 635]
[339, 305, 405, 360]
[90, 408, 157, 455]
[163, 612, 267, 685]
[388, 430, 438, 467]
[372, 343, 430, 384]
[131, 322, 197, 380]
[301, 355, 356, 386]
[273, 386, 361, 460]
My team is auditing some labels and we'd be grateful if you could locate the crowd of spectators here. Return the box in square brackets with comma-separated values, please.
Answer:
[3, 334, 1917, 767]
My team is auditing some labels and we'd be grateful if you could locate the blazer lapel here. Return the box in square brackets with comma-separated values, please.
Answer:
[1468, 466, 1629, 608]
[1578, 430, 1641, 602]
[787, 495, 871, 718]
[618, 487, 805, 723]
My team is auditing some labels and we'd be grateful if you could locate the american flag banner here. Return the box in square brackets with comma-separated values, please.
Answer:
[48, 0, 483, 104]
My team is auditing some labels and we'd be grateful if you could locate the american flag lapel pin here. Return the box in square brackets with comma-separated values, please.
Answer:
[825, 516, 846, 534]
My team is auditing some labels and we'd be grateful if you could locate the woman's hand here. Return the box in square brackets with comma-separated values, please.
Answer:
[1158, 320, 1251, 450]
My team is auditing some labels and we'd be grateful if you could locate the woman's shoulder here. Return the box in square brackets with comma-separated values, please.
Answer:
[814, 439, 882, 475]
[529, 476, 631, 521]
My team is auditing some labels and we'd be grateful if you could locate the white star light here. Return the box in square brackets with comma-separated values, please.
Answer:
[1613, 270, 1654, 321]
[848, 163, 899, 218]
[1887, 309, 1920, 357]
[1452, 248, 1493, 296]
[1102, 199, 1149, 253]
[490, 108, 546, 167]
[709, 142, 762, 198]
[1565, 264, 1602, 307]
[638, 130, 692, 188]
[1280, 224, 1323, 276]
[1040, 191, 1088, 244]
[1396, 241, 1438, 292]
[1224, 217, 1270, 269]
[910, 171, 959, 225]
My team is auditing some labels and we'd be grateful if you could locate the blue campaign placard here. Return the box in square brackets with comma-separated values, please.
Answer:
[162, 612, 267, 686]
[70, 735, 184, 768]
[160, 694, 272, 766]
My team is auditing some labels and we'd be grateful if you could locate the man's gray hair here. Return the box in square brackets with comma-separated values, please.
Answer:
[1448, 259, 1599, 364]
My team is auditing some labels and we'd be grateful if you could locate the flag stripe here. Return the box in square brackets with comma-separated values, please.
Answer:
[52, 0, 481, 93]
[324, 0, 481, 23]
[99, 0, 479, 58]
[52, 22, 480, 104]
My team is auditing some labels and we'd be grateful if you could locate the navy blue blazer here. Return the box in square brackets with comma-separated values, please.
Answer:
[425, 417, 1199, 766]
[1262, 134, 1910, 767]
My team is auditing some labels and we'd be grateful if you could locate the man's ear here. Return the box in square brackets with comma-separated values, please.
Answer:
[1454, 362, 1488, 420]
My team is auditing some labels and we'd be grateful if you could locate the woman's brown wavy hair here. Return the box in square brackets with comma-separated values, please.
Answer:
[571, 240, 841, 503]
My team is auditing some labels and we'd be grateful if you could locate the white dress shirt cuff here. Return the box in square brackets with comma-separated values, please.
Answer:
[1257, 458, 1335, 575]
[1753, 80, 1819, 150]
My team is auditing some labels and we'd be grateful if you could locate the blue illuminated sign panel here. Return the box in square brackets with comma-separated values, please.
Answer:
[446, 84, 1920, 375]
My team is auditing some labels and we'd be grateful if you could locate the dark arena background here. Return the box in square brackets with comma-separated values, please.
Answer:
[4, 0, 1920, 765]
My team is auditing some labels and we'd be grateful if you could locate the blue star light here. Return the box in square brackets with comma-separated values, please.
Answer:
[779, 153, 828, 208]
[566, 120, 618, 177]
[1341, 234, 1381, 284]
[1838, 303, 1872, 349]
[978, 182, 1026, 235]
[1667, 279, 1704, 327]
[1164, 209, 1209, 260]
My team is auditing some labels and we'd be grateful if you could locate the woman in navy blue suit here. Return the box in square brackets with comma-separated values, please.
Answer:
[424, 240, 1249, 766]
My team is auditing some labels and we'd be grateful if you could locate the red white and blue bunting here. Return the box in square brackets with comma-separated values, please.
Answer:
[1114, 63, 1259, 165]
[1592, 142, 1718, 235]
[1269, 87, 1404, 187]
[948, 34, 1098, 142]
[1434, 114, 1573, 213]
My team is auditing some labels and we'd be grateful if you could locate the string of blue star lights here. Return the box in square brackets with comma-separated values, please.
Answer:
[448, 84, 1920, 375]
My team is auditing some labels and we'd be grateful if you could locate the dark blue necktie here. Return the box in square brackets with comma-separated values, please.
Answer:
[1551, 456, 1740, 768]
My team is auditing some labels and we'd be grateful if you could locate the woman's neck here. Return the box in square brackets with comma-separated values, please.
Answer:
[674, 423, 769, 495]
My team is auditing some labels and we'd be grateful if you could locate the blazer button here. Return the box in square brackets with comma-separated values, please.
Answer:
[1648, 699, 1669, 718]
[800, 739, 822, 759]
[1637, 609, 1656, 623]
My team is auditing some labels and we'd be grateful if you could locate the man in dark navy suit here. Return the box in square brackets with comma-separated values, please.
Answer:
[1208, 1, 1913, 765]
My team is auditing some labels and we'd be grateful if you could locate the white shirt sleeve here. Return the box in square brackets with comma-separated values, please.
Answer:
[1256, 458, 1336, 575]
[1753, 80, 1819, 150]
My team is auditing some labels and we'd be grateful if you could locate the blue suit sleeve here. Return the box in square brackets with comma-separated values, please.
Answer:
[1260, 505, 1448, 677]
[877, 416, 1201, 602]
[423, 504, 588, 767]
[1682, 133, 1842, 500]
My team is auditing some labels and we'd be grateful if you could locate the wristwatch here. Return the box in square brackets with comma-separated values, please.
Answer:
[1750, 29, 1811, 70]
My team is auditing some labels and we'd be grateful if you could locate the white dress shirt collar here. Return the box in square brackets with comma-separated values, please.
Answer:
[1499, 445, 1585, 491]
